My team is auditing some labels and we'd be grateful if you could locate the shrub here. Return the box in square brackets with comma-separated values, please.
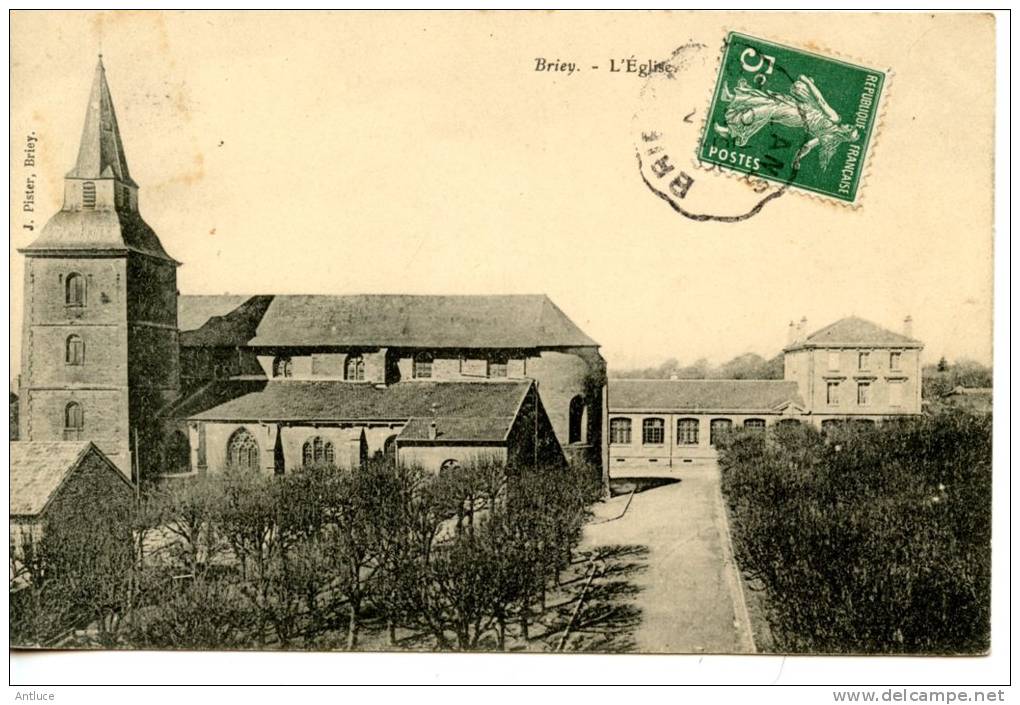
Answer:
[718, 410, 991, 653]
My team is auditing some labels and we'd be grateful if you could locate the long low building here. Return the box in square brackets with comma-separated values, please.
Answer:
[608, 379, 807, 468]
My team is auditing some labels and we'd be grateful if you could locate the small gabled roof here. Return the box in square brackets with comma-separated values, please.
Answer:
[10, 441, 131, 517]
[610, 379, 804, 413]
[397, 416, 517, 443]
[178, 294, 599, 349]
[785, 316, 922, 351]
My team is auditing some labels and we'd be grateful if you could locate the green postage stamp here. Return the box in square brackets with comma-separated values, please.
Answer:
[698, 32, 886, 203]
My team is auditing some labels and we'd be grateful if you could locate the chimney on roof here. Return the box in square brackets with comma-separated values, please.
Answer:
[428, 421, 438, 440]
[903, 315, 913, 338]
[787, 320, 796, 345]
[798, 316, 808, 341]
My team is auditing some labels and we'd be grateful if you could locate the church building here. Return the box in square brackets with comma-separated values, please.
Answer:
[16, 59, 607, 482]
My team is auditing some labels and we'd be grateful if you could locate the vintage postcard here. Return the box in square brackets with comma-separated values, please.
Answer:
[8, 9, 1000, 686]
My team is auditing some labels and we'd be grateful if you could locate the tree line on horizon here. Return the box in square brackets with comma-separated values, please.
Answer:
[610, 354, 992, 399]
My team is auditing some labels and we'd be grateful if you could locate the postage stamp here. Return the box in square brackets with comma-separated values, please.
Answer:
[697, 32, 886, 203]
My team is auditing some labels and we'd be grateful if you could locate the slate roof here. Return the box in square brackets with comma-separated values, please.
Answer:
[785, 316, 922, 351]
[67, 58, 135, 186]
[177, 295, 253, 334]
[10, 442, 129, 517]
[180, 380, 532, 424]
[22, 209, 175, 262]
[397, 416, 517, 443]
[177, 294, 598, 348]
[610, 379, 804, 413]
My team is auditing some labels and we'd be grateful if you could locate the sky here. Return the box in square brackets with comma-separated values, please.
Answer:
[8, 11, 995, 379]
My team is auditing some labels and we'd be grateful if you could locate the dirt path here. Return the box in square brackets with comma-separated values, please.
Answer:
[582, 463, 755, 654]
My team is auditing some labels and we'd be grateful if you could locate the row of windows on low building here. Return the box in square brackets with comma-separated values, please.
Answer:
[828, 350, 903, 372]
[609, 415, 879, 446]
[270, 353, 511, 380]
[609, 417, 784, 446]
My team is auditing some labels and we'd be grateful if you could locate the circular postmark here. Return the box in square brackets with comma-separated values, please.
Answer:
[633, 39, 811, 222]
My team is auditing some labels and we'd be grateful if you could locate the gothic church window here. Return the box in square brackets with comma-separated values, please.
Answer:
[63, 402, 84, 440]
[65, 273, 86, 306]
[413, 352, 433, 379]
[228, 428, 260, 471]
[65, 335, 85, 366]
[345, 355, 365, 381]
[273, 356, 293, 378]
[302, 436, 335, 466]
[166, 431, 191, 474]
[568, 396, 586, 444]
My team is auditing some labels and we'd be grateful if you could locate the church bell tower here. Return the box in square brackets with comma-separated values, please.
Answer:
[18, 57, 180, 479]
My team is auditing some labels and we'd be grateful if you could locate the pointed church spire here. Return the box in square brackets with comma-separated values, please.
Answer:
[66, 56, 136, 187]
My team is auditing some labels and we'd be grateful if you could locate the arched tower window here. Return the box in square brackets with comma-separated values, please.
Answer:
[63, 402, 84, 440]
[166, 431, 191, 474]
[65, 273, 86, 307]
[345, 354, 365, 381]
[302, 436, 335, 466]
[82, 181, 96, 209]
[273, 356, 293, 378]
[65, 335, 85, 366]
[227, 428, 260, 471]
[568, 395, 587, 444]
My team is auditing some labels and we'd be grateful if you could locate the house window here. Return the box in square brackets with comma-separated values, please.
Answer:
[827, 381, 840, 405]
[858, 351, 870, 370]
[743, 418, 766, 432]
[827, 351, 840, 371]
[413, 352, 433, 379]
[642, 418, 665, 445]
[63, 402, 84, 440]
[227, 428, 260, 471]
[65, 272, 86, 306]
[609, 418, 632, 445]
[857, 382, 871, 406]
[489, 354, 508, 378]
[302, 436, 335, 466]
[777, 418, 801, 428]
[709, 418, 733, 446]
[345, 354, 365, 381]
[890, 351, 902, 370]
[889, 382, 903, 407]
[65, 335, 85, 366]
[273, 356, 293, 378]
[568, 396, 586, 444]
[82, 181, 96, 209]
[677, 418, 699, 445]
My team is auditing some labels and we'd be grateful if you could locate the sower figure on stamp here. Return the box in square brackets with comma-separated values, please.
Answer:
[713, 75, 860, 170]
